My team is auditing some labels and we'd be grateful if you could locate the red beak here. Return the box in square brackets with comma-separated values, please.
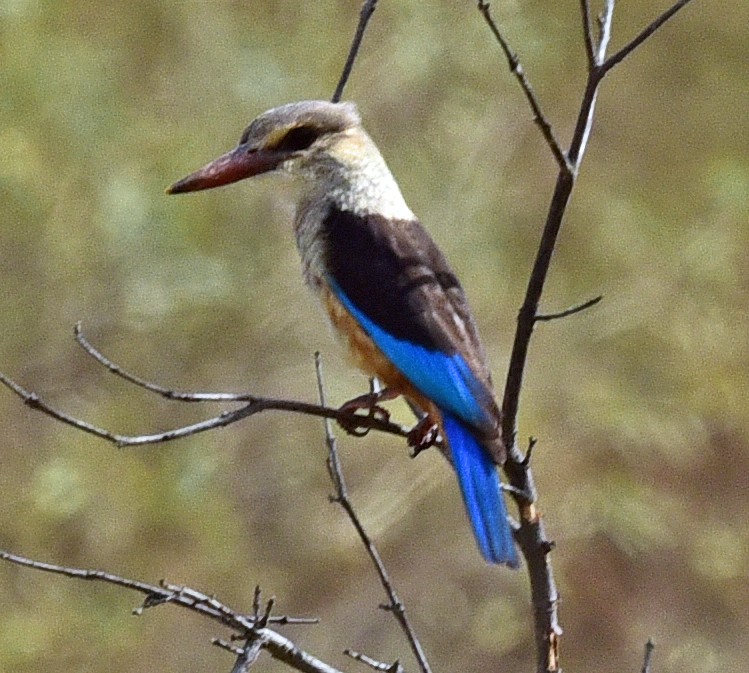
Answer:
[166, 145, 284, 194]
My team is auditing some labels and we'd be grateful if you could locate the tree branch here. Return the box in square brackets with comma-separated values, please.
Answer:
[535, 295, 603, 322]
[74, 322, 252, 402]
[602, 0, 696, 74]
[490, 2, 698, 671]
[502, 0, 698, 447]
[580, 0, 596, 68]
[0, 366, 407, 448]
[0, 550, 344, 673]
[476, 1, 571, 174]
[332, 0, 379, 103]
[345, 649, 404, 673]
[315, 354, 431, 673]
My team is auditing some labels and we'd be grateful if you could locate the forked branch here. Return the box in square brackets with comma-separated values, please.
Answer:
[479, 1, 696, 671]
[0, 550, 342, 673]
[498, 0, 696, 451]
[0, 325, 408, 448]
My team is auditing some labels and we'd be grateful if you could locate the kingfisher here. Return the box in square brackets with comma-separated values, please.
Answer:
[168, 101, 518, 567]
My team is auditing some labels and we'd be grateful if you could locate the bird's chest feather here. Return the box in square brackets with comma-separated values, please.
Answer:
[322, 285, 400, 383]
[293, 198, 329, 292]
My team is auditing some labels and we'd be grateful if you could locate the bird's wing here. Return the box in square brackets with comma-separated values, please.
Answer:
[323, 207, 500, 438]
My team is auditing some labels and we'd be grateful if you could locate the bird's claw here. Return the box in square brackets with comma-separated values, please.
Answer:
[337, 392, 393, 437]
[407, 418, 440, 457]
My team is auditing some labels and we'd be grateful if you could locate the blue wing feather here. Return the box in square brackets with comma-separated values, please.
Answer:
[328, 278, 518, 567]
[328, 277, 491, 428]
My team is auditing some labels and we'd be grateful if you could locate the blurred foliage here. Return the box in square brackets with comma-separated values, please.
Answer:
[1, 1, 747, 672]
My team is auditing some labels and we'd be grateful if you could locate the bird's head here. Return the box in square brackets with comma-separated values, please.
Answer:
[167, 100, 365, 194]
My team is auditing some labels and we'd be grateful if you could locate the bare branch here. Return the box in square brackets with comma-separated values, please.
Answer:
[0, 550, 316, 628]
[0, 550, 346, 673]
[476, 1, 571, 174]
[0, 368, 408, 448]
[641, 639, 656, 673]
[213, 638, 246, 656]
[501, 1, 696, 452]
[580, 0, 596, 68]
[535, 295, 603, 322]
[345, 649, 404, 673]
[0, 369, 132, 445]
[314, 354, 432, 673]
[596, 0, 615, 65]
[501, 173, 573, 455]
[495, 12, 610, 665]
[501, 10, 610, 447]
[75, 322, 253, 402]
[332, 0, 379, 103]
[489, 2, 696, 671]
[602, 0, 696, 74]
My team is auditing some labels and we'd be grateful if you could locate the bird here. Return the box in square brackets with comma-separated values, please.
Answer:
[167, 100, 518, 567]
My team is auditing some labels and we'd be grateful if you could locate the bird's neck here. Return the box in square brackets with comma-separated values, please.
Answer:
[293, 133, 415, 290]
[303, 132, 414, 220]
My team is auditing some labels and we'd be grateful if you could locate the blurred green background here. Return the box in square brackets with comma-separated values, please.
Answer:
[1, 1, 747, 672]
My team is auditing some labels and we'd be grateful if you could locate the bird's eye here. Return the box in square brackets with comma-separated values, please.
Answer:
[274, 126, 320, 152]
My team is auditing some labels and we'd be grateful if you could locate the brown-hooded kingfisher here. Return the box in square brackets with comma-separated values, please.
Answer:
[168, 100, 518, 567]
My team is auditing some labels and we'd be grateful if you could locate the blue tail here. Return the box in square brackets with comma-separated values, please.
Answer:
[442, 413, 518, 567]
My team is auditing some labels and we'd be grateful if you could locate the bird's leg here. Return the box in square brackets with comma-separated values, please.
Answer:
[407, 414, 440, 457]
[337, 388, 398, 437]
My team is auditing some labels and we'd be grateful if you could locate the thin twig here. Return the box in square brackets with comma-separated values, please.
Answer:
[522, 436, 538, 467]
[535, 295, 603, 322]
[596, 0, 615, 66]
[570, 0, 613, 164]
[476, 1, 571, 174]
[257, 597, 276, 629]
[0, 550, 316, 627]
[213, 639, 246, 656]
[0, 369, 407, 448]
[74, 323, 253, 402]
[314, 354, 432, 673]
[641, 639, 656, 673]
[0, 550, 342, 673]
[580, 0, 596, 68]
[345, 649, 404, 673]
[602, 0, 695, 74]
[253, 585, 262, 620]
[332, 0, 379, 102]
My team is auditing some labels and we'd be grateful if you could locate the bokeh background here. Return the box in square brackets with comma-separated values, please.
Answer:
[1, 1, 747, 672]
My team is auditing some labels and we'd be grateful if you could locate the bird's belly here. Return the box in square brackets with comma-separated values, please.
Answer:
[323, 286, 403, 384]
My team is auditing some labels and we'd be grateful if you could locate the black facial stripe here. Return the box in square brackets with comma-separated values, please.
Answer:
[273, 126, 321, 152]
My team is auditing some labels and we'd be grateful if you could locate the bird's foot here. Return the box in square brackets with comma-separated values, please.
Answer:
[407, 416, 440, 457]
[337, 389, 397, 437]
